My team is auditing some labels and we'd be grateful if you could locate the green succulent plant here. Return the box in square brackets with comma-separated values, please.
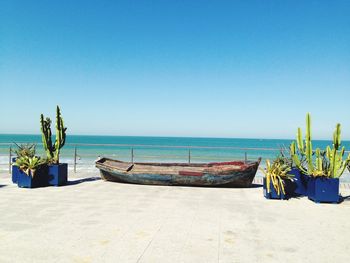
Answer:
[260, 156, 293, 195]
[13, 156, 46, 177]
[13, 143, 36, 158]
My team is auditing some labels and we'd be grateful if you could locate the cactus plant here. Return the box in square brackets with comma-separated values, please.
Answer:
[324, 124, 350, 178]
[290, 113, 312, 174]
[40, 106, 67, 164]
[290, 113, 350, 178]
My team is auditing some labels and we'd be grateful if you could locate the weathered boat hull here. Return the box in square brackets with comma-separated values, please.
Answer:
[96, 158, 261, 187]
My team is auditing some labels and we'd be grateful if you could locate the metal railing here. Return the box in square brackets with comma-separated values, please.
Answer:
[0, 142, 282, 174]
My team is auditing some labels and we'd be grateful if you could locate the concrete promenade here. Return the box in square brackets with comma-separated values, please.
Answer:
[0, 170, 349, 263]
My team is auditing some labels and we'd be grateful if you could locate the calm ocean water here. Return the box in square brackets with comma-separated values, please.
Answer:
[1, 134, 349, 181]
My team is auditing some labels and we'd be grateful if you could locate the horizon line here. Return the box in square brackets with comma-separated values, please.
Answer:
[0, 133, 339, 142]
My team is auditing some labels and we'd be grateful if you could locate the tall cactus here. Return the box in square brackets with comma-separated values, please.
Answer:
[305, 114, 314, 174]
[290, 113, 313, 175]
[40, 106, 67, 164]
[313, 147, 324, 176]
[315, 148, 322, 171]
[325, 123, 350, 178]
[290, 141, 306, 173]
[40, 115, 53, 160]
[290, 114, 350, 178]
[54, 106, 66, 163]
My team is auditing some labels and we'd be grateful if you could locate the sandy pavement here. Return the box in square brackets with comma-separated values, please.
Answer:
[0, 169, 349, 263]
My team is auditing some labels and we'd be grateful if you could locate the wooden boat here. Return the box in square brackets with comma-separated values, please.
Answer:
[95, 157, 261, 187]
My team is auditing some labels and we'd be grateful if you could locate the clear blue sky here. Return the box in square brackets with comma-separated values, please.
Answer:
[1, 0, 349, 139]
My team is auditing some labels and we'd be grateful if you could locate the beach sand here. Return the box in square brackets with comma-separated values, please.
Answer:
[0, 169, 349, 263]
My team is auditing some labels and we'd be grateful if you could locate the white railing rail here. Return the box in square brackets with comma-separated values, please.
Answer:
[3, 142, 348, 173]
[0, 142, 282, 173]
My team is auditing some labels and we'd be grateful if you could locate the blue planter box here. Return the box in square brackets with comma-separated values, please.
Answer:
[48, 163, 68, 186]
[263, 178, 287, 200]
[17, 167, 49, 188]
[308, 177, 340, 203]
[289, 168, 310, 196]
[12, 165, 19, 184]
[11, 157, 18, 183]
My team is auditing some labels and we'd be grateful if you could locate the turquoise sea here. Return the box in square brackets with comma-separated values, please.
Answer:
[1, 134, 350, 181]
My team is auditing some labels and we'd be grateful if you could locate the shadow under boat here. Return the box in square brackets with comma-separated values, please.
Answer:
[341, 195, 350, 202]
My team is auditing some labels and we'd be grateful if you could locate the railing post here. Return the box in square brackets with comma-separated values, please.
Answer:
[188, 148, 191, 164]
[244, 152, 247, 163]
[9, 146, 12, 174]
[74, 146, 77, 173]
[131, 147, 134, 163]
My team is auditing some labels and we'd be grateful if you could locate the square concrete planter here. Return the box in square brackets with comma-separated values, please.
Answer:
[17, 167, 48, 188]
[263, 178, 287, 200]
[47, 163, 68, 186]
[11, 157, 18, 183]
[289, 168, 310, 196]
[308, 177, 340, 203]
[12, 165, 19, 184]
